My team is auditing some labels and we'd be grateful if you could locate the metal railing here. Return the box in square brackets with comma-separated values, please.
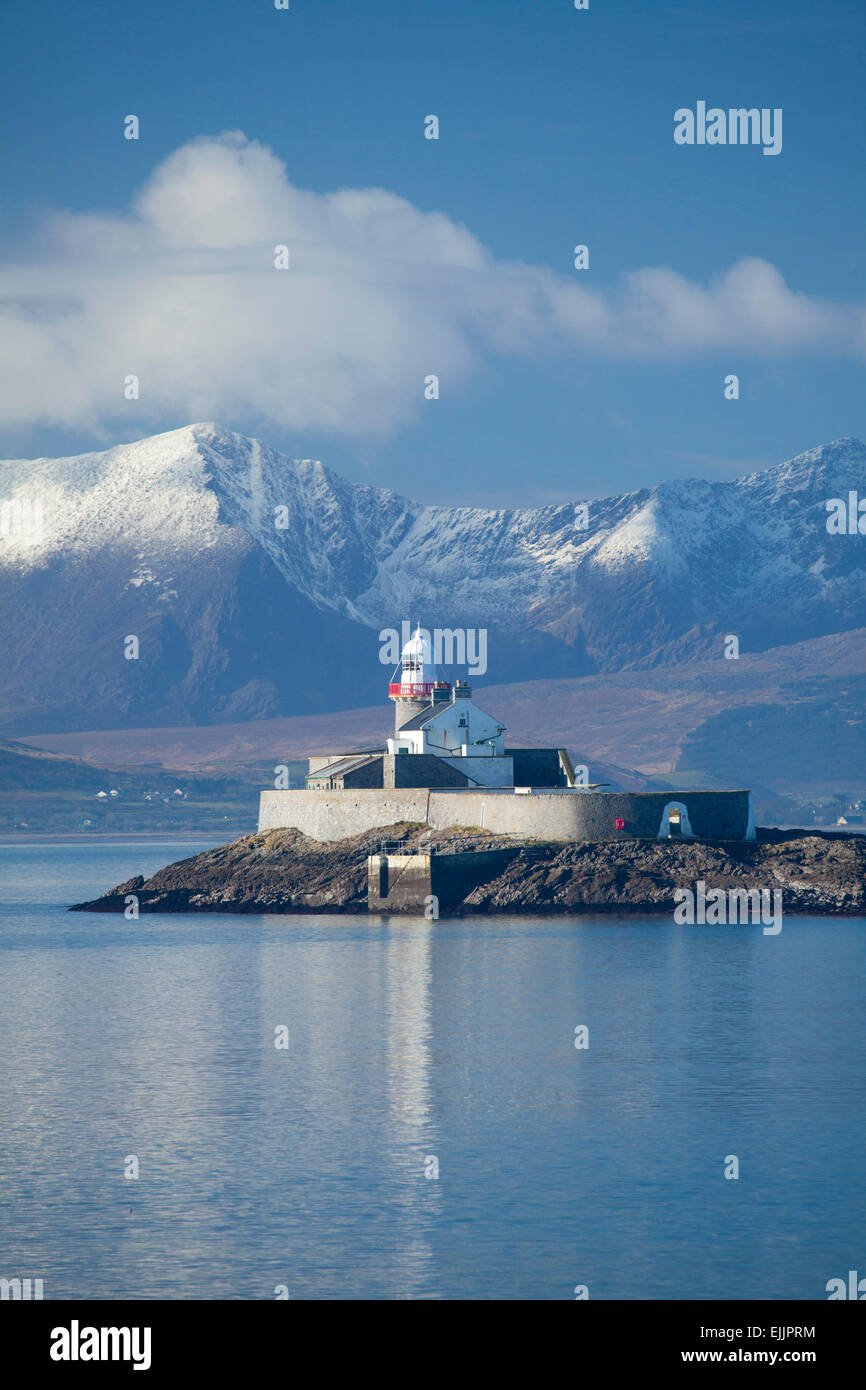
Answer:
[388, 682, 437, 697]
[369, 840, 431, 857]
[368, 838, 548, 859]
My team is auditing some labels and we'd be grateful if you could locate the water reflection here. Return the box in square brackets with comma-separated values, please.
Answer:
[1, 843, 865, 1300]
[383, 916, 439, 1298]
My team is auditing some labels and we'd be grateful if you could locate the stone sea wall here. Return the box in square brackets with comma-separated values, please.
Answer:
[258, 787, 753, 843]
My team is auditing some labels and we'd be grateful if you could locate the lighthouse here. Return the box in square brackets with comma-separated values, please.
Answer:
[259, 618, 755, 846]
[388, 626, 452, 734]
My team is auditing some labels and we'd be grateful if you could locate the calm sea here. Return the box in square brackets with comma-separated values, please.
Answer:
[1, 838, 864, 1301]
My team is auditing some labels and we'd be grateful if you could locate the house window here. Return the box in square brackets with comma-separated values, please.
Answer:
[615, 817, 625, 830]
[458, 715, 467, 727]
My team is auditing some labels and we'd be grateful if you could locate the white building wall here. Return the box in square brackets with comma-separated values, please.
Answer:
[452, 756, 514, 787]
[387, 695, 505, 758]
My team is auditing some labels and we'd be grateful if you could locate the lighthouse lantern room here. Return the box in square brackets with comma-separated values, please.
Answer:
[389, 627, 452, 735]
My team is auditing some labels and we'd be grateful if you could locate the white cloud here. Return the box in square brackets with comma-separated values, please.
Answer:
[0, 131, 863, 440]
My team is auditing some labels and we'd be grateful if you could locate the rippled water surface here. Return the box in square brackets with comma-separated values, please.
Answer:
[1, 839, 864, 1300]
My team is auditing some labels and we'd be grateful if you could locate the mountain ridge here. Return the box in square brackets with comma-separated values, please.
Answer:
[2, 425, 865, 733]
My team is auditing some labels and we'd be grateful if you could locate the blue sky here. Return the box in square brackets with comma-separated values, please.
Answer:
[1, 0, 864, 505]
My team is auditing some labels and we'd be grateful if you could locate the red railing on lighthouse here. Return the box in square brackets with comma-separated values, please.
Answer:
[389, 681, 451, 698]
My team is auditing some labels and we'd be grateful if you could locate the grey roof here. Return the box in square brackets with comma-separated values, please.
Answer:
[395, 703, 442, 731]
[399, 701, 506, 737]
[307, 753, 382, 781]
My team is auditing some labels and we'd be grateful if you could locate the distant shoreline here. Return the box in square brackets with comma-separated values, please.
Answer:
[0, 831, 243, 846]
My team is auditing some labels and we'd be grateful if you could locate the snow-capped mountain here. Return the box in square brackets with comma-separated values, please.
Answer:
[1, 424, 864, 733]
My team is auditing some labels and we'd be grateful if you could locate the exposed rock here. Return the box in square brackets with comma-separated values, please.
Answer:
[70, 824, 866, 917]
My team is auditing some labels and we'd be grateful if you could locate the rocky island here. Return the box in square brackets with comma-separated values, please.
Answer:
[72, 824, 866, 917]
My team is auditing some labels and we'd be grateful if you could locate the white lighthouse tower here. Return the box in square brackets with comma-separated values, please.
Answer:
[389, 626, 451, 734]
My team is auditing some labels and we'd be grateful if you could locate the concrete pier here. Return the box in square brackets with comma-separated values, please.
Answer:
[367, 847, 518, 913]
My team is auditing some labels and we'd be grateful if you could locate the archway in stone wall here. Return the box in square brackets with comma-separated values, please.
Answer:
[657, 800, 695, 839]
